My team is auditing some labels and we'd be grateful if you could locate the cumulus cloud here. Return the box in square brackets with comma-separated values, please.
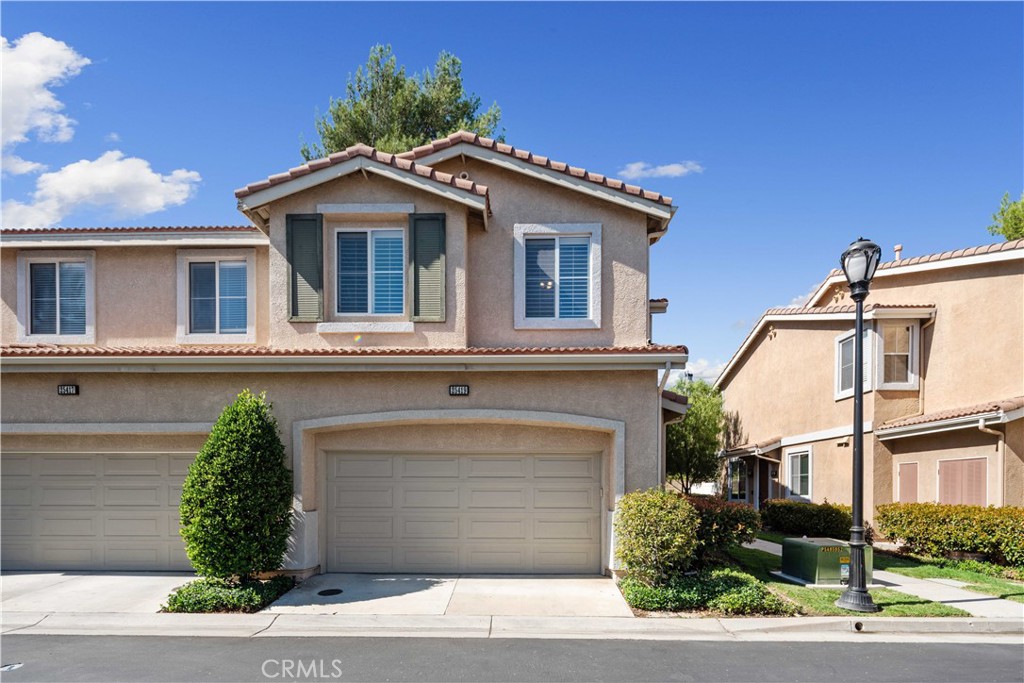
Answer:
[2, 154, 47, 175]
[785, 284, 821, 308]
[2, 151, 201, 227]
[618, 161, 704, 180]
[1, 32, 90, 151]
[105, 132, 121, 143]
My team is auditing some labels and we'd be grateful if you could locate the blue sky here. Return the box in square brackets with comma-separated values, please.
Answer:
[3, 2, 1022, 376]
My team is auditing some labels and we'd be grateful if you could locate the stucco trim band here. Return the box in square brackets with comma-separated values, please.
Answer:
[0, 422, 214, 434]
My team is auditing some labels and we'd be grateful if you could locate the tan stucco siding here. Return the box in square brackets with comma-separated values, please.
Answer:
[265, 173, 469, 348]
[431, 158, 652, 348]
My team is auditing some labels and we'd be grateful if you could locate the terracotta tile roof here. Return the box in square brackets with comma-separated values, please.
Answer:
[396, 130, 674, 207]
[661, 389, 688, 406]
[880, 397, 1024, 430]
[763, 303, 936, 316]
[826, 238, 1024, 278]
[0, 343, 688, 358]
[234, 143, 490, 209]
[1, 225, 258, 235]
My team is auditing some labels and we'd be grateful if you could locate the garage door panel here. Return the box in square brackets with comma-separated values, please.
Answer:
[466, 546, 529, 572]
[401, 486, 459, 509]
[534, 456, 596, 479]
[534, 486, 597, 509]
[332, 546, 393, 572]
[1, 452, 193, 570]
[466, 518, 527, 540]
[332, 485, 394, 508]
[334, 516, 393, 539]
[333, 456, 393, 479]
[401, 517, 459, 539]
[466, 457, 527, 478]
[466, 487, 527, 509]
[401, 457, 459, 478]
[400, 546, 459, 571]
[3, 455, 33, 476]
[535, 546, 597, 572]
[534, 517, 597, 540]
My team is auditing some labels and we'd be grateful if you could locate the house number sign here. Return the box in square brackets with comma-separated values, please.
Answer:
[57, 384, 80, 396]
[449, 385, 470, 396]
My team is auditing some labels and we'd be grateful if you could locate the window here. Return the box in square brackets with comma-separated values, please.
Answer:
[513, 223, 602, 329]
[787, 448, 812, 499]
[938, 458, 987, 506]
[835, 328, 872, 400]
[176, 249, 255, 343]
[728, 459, 748, 500]
[336, 229, 404, 315]
[878, 322, 919, 389]
[16, 251, 95, 343]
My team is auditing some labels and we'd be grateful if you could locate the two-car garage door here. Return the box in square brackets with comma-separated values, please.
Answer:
[325, 452, 603, 574]
[1, 453, 192, 571]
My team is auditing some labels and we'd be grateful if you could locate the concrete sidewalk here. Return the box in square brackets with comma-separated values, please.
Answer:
[745, 540, 1024, 619]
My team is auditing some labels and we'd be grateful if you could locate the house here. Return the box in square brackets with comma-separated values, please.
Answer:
[0, 131, 689, 576]
[715, 239, 1023, 520]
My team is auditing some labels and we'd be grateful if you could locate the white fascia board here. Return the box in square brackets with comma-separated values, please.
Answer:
[410, 144, 675, 223]
[662, 397, 688, 414]
[236, 157, 486, 214]
[0, 351, 688, 374]
[780, 422, 872, 446]
[0, 233, 268, 248]
[807, 249, 1024, 307]
[317, 203, 416, 215]
[876, 410, 1020, 441]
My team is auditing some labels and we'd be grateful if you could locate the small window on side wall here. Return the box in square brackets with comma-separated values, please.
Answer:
[16, 251, 96, 344]
[514, 223, 601, 330]
[177, 249, 256, 343]
[787, 448, 811, 500]
[835, 328, 872, 400]
[878, 321, 919, 390]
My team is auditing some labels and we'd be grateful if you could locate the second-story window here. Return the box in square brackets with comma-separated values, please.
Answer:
[835, 329, 872, 400]
[176, 249, 256, 343]
[336, 229, 405, 315]
[16, 250, 96, 344]
[525, 236, 590, 319]
[879, 322, 918, 389]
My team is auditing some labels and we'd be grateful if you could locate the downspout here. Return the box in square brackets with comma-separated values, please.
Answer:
[977, 419, 1005, 506]
[658, 361, 673, 487]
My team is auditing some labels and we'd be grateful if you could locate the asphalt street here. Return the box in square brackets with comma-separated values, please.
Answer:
[1, 636, 1022, 683]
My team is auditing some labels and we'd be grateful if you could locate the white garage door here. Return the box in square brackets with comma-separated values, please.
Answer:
[1, 453, 193, 571]
[326, 452, 602, 574]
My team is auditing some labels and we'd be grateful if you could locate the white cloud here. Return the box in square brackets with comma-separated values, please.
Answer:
[618, 161, 704, 180]
[662, 358, 727, 388]
[105, 132, 121, 143]
[785, 284, 820, 308]
[2, 154, 47, 175]
[1, 32, 90, 150]
[2, 151, 201, 227]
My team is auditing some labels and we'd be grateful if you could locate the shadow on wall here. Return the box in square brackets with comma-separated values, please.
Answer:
[723, 410, 745, 451]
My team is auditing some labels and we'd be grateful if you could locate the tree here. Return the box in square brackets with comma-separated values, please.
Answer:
[666, 378, 725, 494]
[987, 192, 1024, 241]
[179, 390, 293, 583]
[300, 45, 502, 160]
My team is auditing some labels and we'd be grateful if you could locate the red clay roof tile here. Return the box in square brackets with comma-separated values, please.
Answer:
[881, 397, 1024, 430]
[1, 225, 259, 235]
[826, 238, 1024, 278]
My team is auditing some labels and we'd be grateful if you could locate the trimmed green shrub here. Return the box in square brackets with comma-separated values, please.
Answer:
[876, 503, 1024, 568]
[614, 488, 699, 585]
[618, 568, 794, 615]
[179, 390, 294, 581]
[162, 576, 294, 613]
[761, 498, 870, 541]
[685, 494, 761, 565]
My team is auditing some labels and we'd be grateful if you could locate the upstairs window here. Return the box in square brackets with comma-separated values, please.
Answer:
[176, 249, 255, 343]
[336, 229, 405, 315]
[514, 223, 602, 330]
[16, 251, 95, 344]
[878, 322, 919, 389]
[835, 329, 872, 400]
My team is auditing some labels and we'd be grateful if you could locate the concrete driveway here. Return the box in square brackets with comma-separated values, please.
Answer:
[266, 574, 633, 617]
[1, 572, 193, 614]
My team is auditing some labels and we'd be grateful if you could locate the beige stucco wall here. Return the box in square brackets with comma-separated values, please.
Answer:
[1, 246, 271, 346]
[431, 158, 652, 348]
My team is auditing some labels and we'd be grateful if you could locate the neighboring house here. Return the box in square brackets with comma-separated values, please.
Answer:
[716, 239, 1023, 522]
[0, 131, 688, 576]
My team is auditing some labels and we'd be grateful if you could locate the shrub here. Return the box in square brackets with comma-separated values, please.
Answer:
[876, 503, 1024, 568]
[163, 576, 294, 613]
[761, 498, 869, 541]
[685, 494, 761, 565]
[618, 568, 794, 615]
[179, 390, 294, 582]
[614, 488, 700, 585]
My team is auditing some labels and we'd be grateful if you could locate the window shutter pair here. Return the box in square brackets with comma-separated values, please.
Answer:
[285, 213, 445, 323]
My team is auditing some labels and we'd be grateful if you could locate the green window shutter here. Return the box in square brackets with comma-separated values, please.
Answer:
[286, 214, 323, 321]
[409, 213, 446, 322]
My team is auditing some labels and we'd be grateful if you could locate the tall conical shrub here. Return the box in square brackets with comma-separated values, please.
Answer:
[180, 390, 293, 582]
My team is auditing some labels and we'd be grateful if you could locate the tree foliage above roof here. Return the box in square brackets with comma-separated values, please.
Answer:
[300, 45, 503, 160]
[987, 192, 1024, 241]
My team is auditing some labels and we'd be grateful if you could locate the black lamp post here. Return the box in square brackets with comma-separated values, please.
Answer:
[835, 237, 882, 613]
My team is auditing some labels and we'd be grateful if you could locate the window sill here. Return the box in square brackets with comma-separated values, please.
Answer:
[18, 333, 95, 345]
[177, 333, 255, 345]
[317, 322, 414, 334]
[514, 318, 600, 330]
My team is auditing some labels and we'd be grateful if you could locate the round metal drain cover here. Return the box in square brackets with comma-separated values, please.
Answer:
[317, 588, 343, 596]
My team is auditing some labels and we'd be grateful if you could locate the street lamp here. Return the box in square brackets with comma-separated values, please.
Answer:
[836, 237, 882, 613]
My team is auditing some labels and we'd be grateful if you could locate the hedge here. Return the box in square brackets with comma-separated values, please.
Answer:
[875, 503, 1024, 568]
[684, 494, 761, 565]
[761, 498, 868, 541]
[163, 576, 294, 613]
[614, 489, 699, 585]
[619, 568, 794, 615]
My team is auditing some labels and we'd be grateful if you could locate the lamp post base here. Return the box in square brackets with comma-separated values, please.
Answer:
[835, 588, 881, 613]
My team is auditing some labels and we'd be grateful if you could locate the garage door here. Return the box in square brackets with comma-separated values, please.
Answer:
[326, 452, 602, 574]
[1, 453, 193, 571]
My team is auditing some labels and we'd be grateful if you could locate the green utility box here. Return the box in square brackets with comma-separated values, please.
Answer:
[781, 537, 873, 586]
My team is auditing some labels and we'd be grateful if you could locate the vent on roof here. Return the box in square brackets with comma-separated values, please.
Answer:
[458, 171, 471, 181]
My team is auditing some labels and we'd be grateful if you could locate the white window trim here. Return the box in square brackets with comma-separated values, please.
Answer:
[936, 455, 989, 506]
[16, 250, 96, 344]
[333, 227, 407, 318]
[513, 223, 602, 330]
[785, 446, 813, 501]
[176, 249, 256, 344]
[877, 321, 920, 390]
[834, 326, 874, 401]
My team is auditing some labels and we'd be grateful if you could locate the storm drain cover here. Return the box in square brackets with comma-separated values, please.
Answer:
[317, 589, 343, 596]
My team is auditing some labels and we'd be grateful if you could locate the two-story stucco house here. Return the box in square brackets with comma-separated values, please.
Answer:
[0, 131, 689, 576]
[716, 239, 1023, 522]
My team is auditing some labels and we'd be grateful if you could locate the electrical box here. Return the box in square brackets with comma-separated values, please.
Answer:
[781, 537, 873, 586]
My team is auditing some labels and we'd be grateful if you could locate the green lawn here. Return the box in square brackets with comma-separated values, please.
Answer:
[756, 531, 789, 545]
[874, 553, 1024, 604]
[727, 546, 970, 617]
